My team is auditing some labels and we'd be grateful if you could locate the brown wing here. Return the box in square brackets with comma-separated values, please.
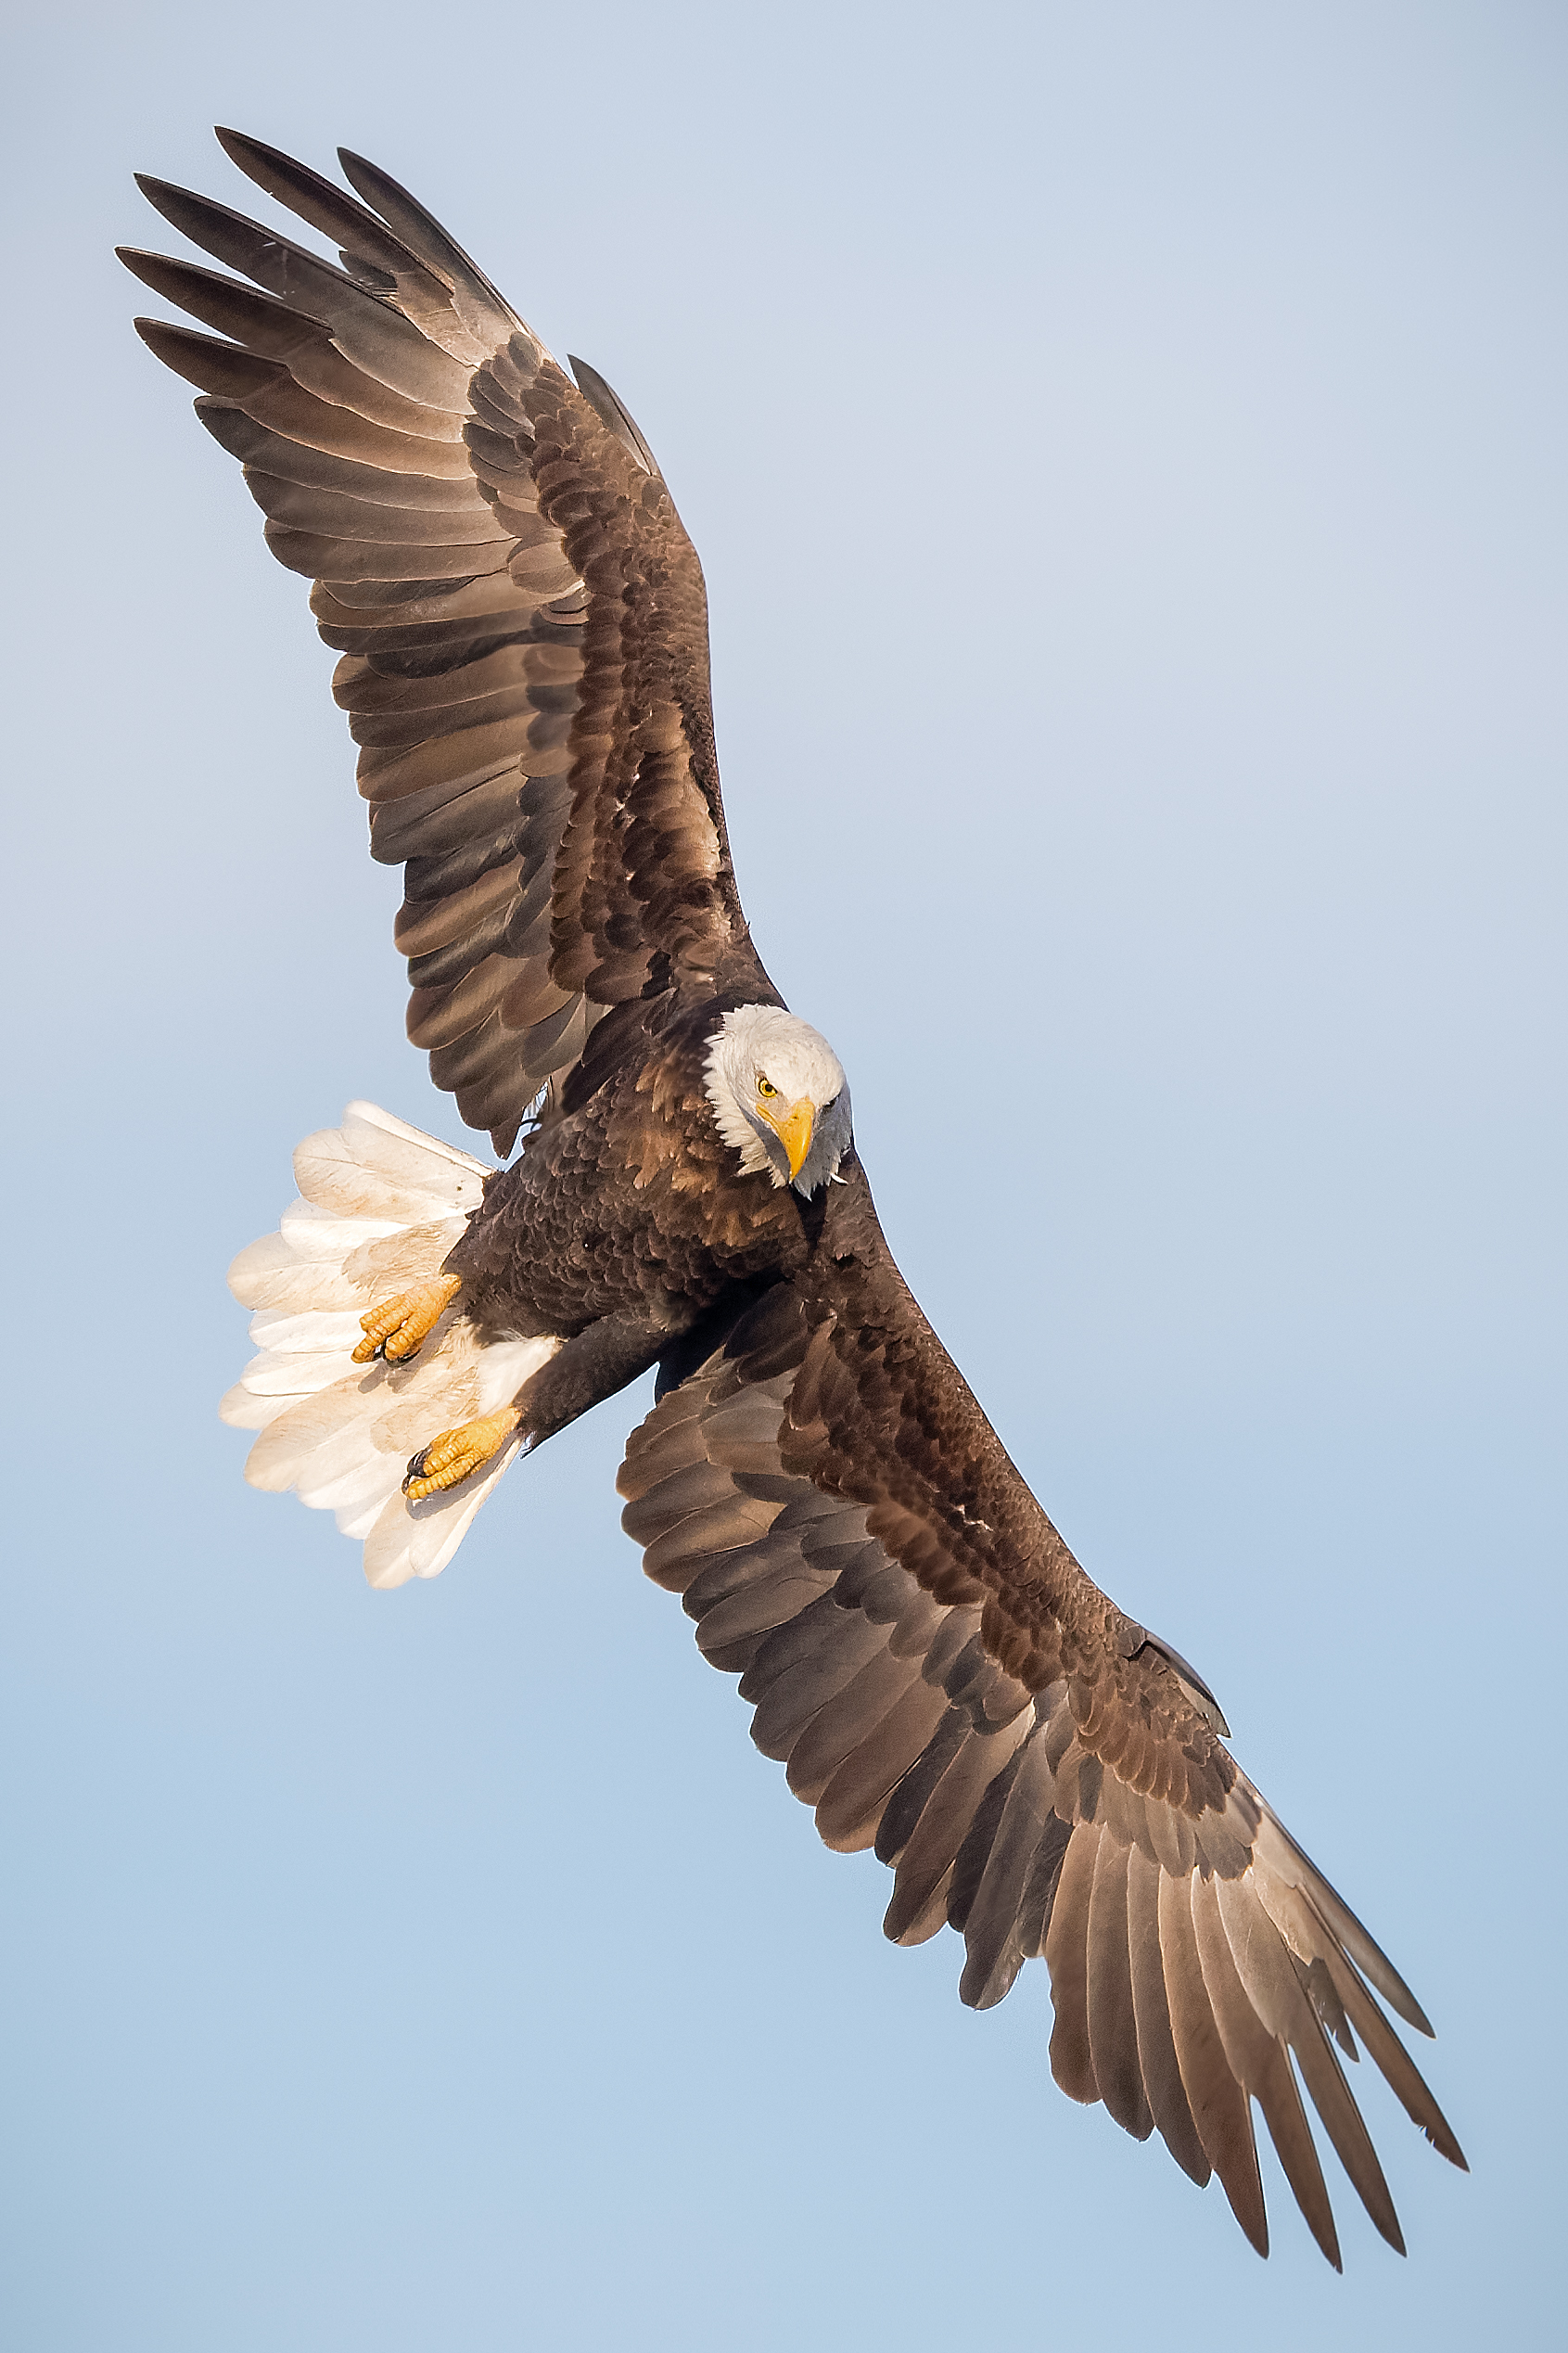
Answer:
[122, 131, 769, 1155]
[618, 1161, 1465, 2266]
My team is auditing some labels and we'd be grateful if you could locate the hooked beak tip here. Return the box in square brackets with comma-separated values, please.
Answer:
[774, 1096, 815, 1183]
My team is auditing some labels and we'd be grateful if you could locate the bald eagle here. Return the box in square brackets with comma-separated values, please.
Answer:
[123, 132, 1464, 2266]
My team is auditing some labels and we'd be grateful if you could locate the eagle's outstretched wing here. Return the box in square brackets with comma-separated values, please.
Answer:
[122, 131, 771, 1156]
[619, 1163, 1465, 2266]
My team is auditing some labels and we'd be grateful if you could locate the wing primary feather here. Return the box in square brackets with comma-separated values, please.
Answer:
[132, 176, 468, 419]
[213, 128, 453, 300]
[1300, 1921, 1467, 2168]
[336, 148, 518, 334]
[1214, 1871, 1406, 2252]
[1084, 1835, 1155, 2138]
[1254, 1812, 1434, 2037]
[1126, 1848, 1211, 2183]
[134, 314, 282, 401]
[202, 403, 478, 509]
[1157, 1868, 1268, 2255]
[1251, 1865, 1465, 2177]
[1192, 1873, 1342, 2268]
[1042, 1822, 1103, 2105]
[1297, 1952, 1358, 2058]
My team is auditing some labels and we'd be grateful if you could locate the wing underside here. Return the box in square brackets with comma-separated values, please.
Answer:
[618, 1171, 1464, 2265]
[125, 132, 763, 1153]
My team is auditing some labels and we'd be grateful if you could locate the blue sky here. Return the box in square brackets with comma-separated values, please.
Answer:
[5, 4, 1563, 2346]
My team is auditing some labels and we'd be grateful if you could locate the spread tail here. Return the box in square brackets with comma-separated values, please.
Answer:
[222, 1102, 555, 1588]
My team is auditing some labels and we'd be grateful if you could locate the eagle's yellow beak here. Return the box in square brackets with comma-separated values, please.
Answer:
[766, 1095, 815, 1182]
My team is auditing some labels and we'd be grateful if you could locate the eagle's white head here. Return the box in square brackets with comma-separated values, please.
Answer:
[703, 1004, 852, 1196]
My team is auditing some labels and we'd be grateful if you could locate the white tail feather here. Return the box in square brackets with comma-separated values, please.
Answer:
[223, 1104, 557, 1588]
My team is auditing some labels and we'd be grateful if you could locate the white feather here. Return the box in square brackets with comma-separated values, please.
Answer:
[218, 1382, 298, 1433]
[247, 1310, 369, 1353]
[702, 1003, 853, 1194]
[223, 1104, 558, 1585]
[362, 1438, 525, 1589]
[237, 1348, 366, 1397]
[342, 1099, 491, 1177]
[292, 1111, 488, 1225]
[278, 1201, 400, 1260]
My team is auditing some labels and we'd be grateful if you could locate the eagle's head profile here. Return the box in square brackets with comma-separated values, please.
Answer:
[703, 1004, 852, 1196]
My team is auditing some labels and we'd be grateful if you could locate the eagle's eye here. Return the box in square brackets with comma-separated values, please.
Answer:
[756, 1075, 779, 1100]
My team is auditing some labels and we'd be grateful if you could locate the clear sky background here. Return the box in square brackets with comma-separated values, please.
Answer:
[4, 4, 1563, 2347]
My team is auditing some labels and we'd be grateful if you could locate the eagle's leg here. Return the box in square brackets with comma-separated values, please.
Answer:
[402, 1301, 696, 1501]
[351, 1273, 463, 1365]
[402, 1406, 520, 1501]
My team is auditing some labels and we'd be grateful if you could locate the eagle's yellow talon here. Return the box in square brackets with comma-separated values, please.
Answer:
[351, 1273, 462, 1364]
[402, 1406, 521, 1501]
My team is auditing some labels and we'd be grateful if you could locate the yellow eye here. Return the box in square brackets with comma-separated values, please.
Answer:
[757, 1075, 778, 1100]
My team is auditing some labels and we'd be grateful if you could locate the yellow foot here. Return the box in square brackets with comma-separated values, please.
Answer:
[402, 1407, 521, 1501]
[351, 1273, 463, 1365]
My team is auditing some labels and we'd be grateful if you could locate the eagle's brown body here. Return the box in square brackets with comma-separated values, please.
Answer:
[451, 1006, 818, 1344]
[446, 1004, 827, 1441]
[129, 130, 1464, 2269]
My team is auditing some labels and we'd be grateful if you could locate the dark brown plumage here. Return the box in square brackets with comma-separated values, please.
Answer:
[450, 1012, 818, 1341]
[125, 127, 765, 1156]
[130, 132, 1466, 2266]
